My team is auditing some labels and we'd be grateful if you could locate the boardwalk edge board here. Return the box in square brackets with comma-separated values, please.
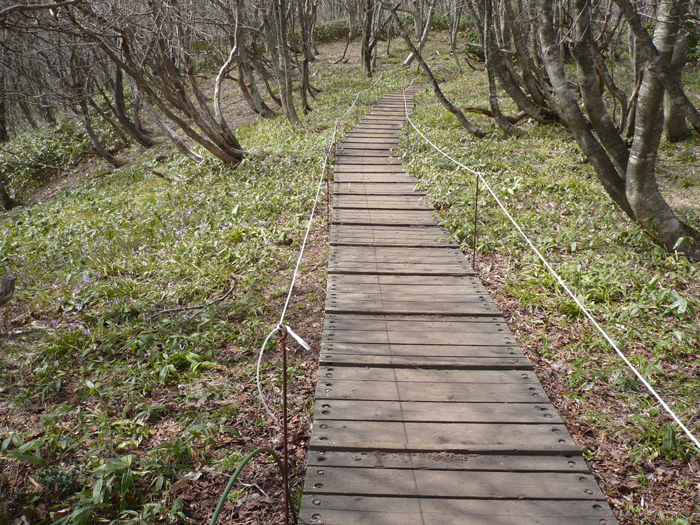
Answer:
[299, 87, 618, 525]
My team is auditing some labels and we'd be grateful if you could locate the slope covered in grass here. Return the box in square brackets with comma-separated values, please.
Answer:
[0, 42, 416, 525]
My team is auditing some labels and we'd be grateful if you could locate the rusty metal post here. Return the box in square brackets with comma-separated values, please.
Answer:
[473, 173, 479, 272]
[278, 328, 290, 525]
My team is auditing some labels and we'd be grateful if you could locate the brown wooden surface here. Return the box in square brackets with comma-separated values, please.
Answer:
[299, 87, 617, 525]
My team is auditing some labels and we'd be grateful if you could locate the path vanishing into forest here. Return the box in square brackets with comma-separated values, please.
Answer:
[298, 88, 619, 524]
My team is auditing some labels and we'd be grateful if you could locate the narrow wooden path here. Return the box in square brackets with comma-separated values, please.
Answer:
[299, 88, 618, 524]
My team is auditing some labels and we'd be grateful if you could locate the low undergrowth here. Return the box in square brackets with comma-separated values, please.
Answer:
[402, 39, 700, 525]
[0, 45, 415, 524]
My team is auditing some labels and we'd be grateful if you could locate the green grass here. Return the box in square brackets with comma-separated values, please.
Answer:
[399, 38, 700, 524]
[0, 48, 417, 524]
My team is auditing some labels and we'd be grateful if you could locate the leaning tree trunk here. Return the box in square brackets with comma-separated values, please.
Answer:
[0, 77, 9, 143]
[387, 6, 485, 137]
[78, 100, 123, 168]
[361, 0, 375, 77]
[484, 0, 518, 133]
[0, 181, 16, 210]
[625, 0, 700, 259]
[538, 0, 634, 219]
[663, 0, 690, 142]
[114, 68, 154, 147]
[571, 0, 629, 176]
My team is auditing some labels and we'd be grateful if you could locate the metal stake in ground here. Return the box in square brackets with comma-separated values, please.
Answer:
[473, 174, 479, 271]
[279, 328, 290, 525]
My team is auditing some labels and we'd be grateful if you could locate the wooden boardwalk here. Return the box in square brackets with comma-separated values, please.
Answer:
[299, 88, 618, 524]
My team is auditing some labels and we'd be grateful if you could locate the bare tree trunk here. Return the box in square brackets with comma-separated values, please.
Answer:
[484, 0, 518, 133]
[664, 0, 690, 142]
[78, 100, 122, 168]
[0, 181, 16, 210]
[625, 0, 700, 258]
[404, 2, 434, 67]
[484, 0, 546, 122]
[114, 68, 154, 147]
[267, 0, 300, 124]
[614, 0, 700, 134]
[361, 0, 375, 77]
[387, 5, 485, 137]
[503, 0, 546, 107]
[0, 77, 9, 143]
[538, 0, 634, 218]
[238, 42, 275, 118]
[571, 0, 629, 175]
[143, 99, 204, 164]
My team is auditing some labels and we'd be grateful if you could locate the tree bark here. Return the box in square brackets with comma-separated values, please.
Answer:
[78, 100, 122, 168]
[663, 0, 690, 142]
[0, 180, 16, 211]
[538, 0, 634, 219]
[114, 68, 154, 147]
[613, 0, 700, 134]
[571, 0, 629, 176]
[387, 5, 486, 138]
[625, 0, 700, 259]
[484, 0, 518, 133]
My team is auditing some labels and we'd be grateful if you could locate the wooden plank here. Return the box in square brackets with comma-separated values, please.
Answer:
[312, 400, 562, 423]
[327, 293, 489, 305]
[327, 275, 481, 287]
[330, 245, 464, 258]
[333, 194, 427, 205]
[318, 367, 537, 384]
[325, 300, 491, 315]
[334, 158, 402, 165]
[323, 317, 509, 331]
[309, 421, 579, 453]
[299, 496, 617, 525]
[336, 142, 399, 148]
[327, 283, 488, 296]
[319, 354, 532, 369]
[333, 174, 417, 184]
[332, 211, 437, 226]
[304, 468, 602, 499]
[306, 451, 590, 472]
[333, 184, 423, 195]
[322, 331, 515, 345]
[333, 163, 406, 175]
[315, 379, 549, 403]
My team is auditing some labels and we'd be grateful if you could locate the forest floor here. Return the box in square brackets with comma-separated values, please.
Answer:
[1, 32, 699, 525]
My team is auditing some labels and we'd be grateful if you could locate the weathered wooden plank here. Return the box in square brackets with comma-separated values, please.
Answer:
[306, 451, 590, 472]
[304, 468, 602, 499]
[319, 354, 532, 369]
[327, 275, 481, 287]
[315, 379, 548, 403]
[330, 245, 464, 258]
[333, 184, 423, 195]
[339, 143, 399, 150]
[327, 284, 488, 297]
[309, 421, 579, 453]
[332, 211, 437, 226]
[334, 160, 403, 167]
[312, 400, 561, 423]
[299, 496, 617, 525]
[318, 367, 536, 384]
[326, 300, 492, 315]
[330, 251, 464, 264]
[323, 317, 508, 331]
[332, 195, 428, 208]
[327, 294, 489, 306]
[322, 330, 515, 344]
[333, 174, 417, 184]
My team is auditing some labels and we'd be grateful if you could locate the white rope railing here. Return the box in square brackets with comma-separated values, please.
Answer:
[402, 88, 700, 451]
[255, 76, 386, 425]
